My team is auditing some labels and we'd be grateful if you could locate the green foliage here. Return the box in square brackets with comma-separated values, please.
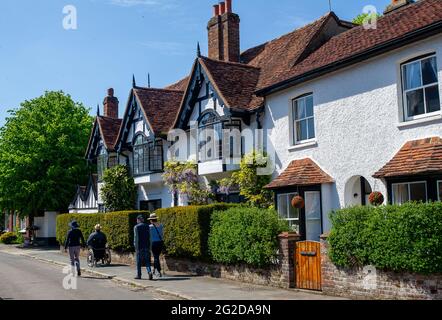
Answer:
[163, 161, 214, 205]
[100, 165, 137, 212]
[208, 207, 289, 268]
[156, 204, 237, 259]
[0, 91, 93, 215]
[56, 211, 149, 251]
[352, 13, 382, 25]
[0, 232, 17, 244]
[14, 226, 24, 244]
[104, 211, 146, 251]
[231, 151, 273, 208]
[329, 202, 442, 274]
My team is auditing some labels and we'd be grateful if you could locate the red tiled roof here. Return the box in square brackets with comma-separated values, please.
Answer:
[265, 158, 334, 189]
[257, 0, 442, 92]
[171, 1, 441, 115]
[243, 12, 336, 90]
[165, 77, 190, 91]
[97, 116, 122, 151]
[373, 137, 442, 178]
[199, 57, 264, 111]
[134, 87, 184, 135]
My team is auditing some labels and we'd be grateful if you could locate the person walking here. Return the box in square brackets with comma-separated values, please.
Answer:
[148, 213, 164, 278]
[134, 215, 153, 280]
[64, 221, 85, 277]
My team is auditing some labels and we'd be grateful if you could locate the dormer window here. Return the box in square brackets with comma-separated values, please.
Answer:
[401, 54, 440, 121]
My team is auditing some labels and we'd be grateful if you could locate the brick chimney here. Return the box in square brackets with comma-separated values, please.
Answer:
[207, 0, 240, 63]
[384, 0, 414, 14]
[103, 88, 119, 119]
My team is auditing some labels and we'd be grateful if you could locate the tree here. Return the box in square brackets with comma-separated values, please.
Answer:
[352, 13, 382, 26]
[0, 91, 92, 218]
[231, 151, 273, 208]
[100, 165, 137, 212]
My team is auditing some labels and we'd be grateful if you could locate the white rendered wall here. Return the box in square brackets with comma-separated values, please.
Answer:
[263, 35, 442, 231]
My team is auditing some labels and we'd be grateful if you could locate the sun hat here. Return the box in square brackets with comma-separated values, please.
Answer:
[148, 213, 158, 220]
[94, 224, 101, 231]
[70, 221, 79, 228]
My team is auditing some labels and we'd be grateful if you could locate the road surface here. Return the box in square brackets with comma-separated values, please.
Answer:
[0, 251, 168, 300]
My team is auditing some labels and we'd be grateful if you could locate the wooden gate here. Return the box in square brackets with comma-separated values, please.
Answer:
[295, 241, 322, 291]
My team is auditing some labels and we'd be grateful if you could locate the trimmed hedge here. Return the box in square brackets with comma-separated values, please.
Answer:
[208, 207, 289, 268]
[56, 211, 149, 251]
[329, 202, 442, 274]
[156, 204, 238, 259]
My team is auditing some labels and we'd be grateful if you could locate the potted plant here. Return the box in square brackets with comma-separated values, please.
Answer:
[291, 195, 305, 209]
[369, 191, 384, 206]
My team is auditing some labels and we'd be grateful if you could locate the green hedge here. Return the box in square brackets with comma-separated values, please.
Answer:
[156, 204, 238, 259]
[56, 211, 149, 251]
[328, 202, 442, 274]
[208, 207, 289, 268]
[0, 232, 17, 244]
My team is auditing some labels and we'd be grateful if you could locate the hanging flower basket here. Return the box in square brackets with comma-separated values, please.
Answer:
[369, 192, 384, 206]
[291, 195, 305, 209]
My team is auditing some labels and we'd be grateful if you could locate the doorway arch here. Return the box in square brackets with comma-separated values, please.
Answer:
[344, 176, 373, 207]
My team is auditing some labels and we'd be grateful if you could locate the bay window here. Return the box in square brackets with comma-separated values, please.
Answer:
[292, 94, 315, 144]
[133, 135, 164, 175]
[402, 54, 440, 120]
[198, 112, 222, 162]
[197, 112, 241, 163]
[392, 181, 427, 205]
[133, 135, 147, 175]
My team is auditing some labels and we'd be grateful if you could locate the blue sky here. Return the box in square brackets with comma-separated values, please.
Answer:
[0, 0, 391, 124]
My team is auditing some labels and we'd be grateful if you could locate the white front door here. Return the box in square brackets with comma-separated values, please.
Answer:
[304, 191, 322, 241]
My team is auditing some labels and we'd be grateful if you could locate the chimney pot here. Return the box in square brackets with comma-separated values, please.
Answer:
[213, 4, 220, 17]
[107, 88, 114, 97]
[219, 2, 226, 15]
[225, 0, 232, 13]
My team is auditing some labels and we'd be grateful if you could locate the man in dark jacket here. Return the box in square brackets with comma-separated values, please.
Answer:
[64, 221, 85, 276]
[87, 224, 107, 260]
[134, 215, 152, 280]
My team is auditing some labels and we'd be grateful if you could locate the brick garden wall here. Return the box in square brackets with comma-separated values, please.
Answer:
[320, 235, 442, 300]
[160, 232, 299, 289]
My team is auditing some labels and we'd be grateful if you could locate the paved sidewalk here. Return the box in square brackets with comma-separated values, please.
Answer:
[0, 244, 345, 300]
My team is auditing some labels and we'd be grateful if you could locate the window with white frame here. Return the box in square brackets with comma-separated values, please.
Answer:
[97, 147, 108, 181]
[438, 181, 442, 201]
[401, 54, 440, 120]
[292, 94, 315, 144]
[392, 181, 427, 205]
[277, 193, 300, 233]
